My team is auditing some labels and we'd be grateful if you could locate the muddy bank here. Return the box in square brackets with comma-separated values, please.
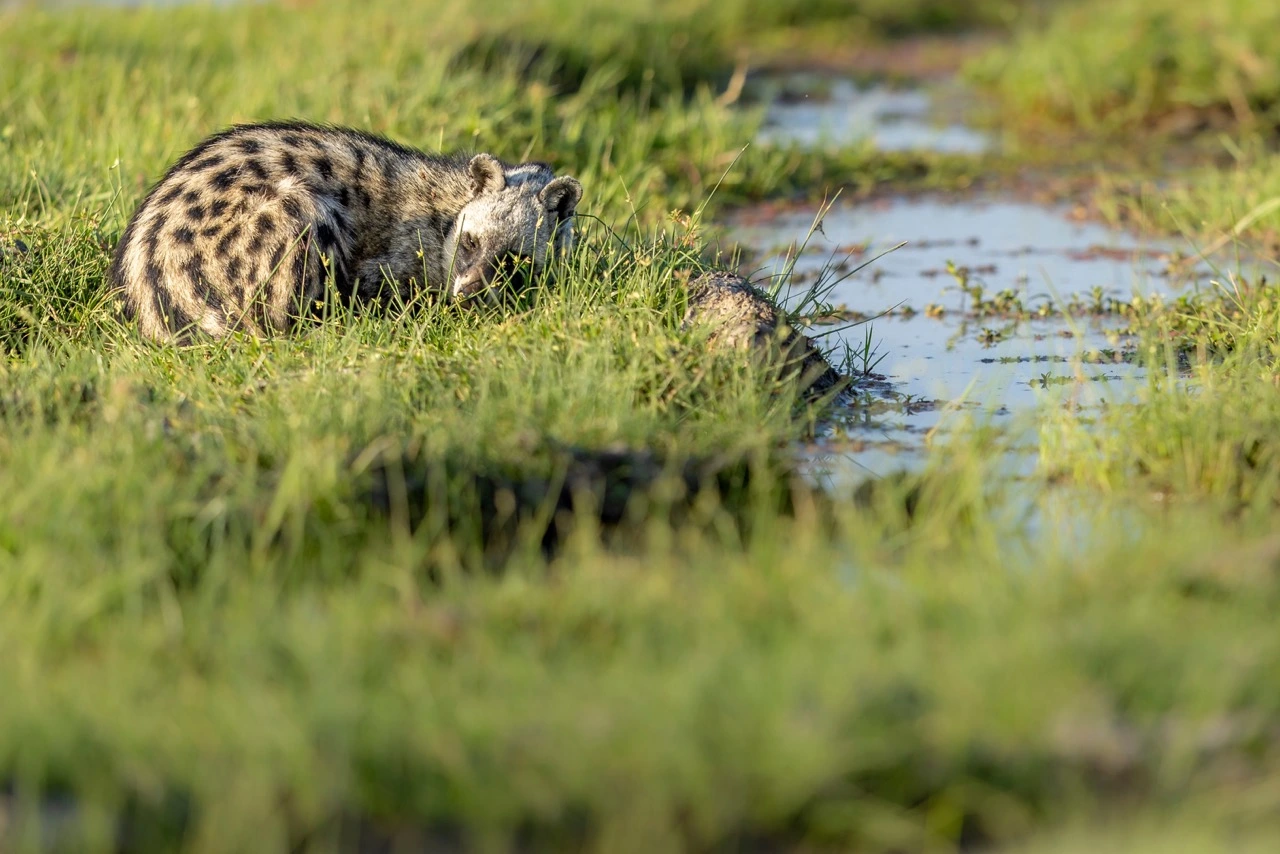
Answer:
[681, 270, 848, 399]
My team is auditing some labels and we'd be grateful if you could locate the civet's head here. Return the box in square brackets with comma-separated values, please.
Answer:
[446, 154, 582, 301]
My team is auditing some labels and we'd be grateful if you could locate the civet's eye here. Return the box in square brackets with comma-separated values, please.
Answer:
[459, 234, 479, 255]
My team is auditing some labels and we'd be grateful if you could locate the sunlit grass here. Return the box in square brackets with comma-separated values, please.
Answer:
[968, 0, 1280, 136]
[4, 0, 1280, 851]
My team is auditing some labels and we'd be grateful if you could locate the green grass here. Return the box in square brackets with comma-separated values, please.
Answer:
[964, 0, 1280, 242]
[968, 0, 1280, 136]
[5, 0, 1280, 851]
[0, 0, 990, 228]
[450, 0, 1036, 101]
[1036, 269, 1280, 504]
[1102, 141, 1280, 247]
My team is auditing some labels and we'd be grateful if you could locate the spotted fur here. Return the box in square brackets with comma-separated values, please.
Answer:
[109, 121, 583, 340]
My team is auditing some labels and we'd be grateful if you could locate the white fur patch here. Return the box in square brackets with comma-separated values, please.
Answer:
[503, 164, 549, 186]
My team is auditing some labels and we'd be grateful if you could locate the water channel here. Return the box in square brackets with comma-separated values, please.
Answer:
[730, 73, 1236, 489]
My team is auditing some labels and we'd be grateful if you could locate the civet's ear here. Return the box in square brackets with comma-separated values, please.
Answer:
[469, 154, 506, 196]
[538, 176, 583, 221]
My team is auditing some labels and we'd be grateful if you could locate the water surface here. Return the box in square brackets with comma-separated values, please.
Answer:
[739, 197, 1219, 479]
[732, 73, 1259, 489]
[753, 73, 992, 155]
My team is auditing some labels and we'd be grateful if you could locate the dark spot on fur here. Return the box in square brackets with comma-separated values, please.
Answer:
[281, 152, 300, 176]
[189, 154, 225, 173]
[182, 257, 203, 288]
[117, 291, 137, 321]
[173, 226, 195, 245]
[215, 223, 242, 257]
[313, 155, 334, 181]
[290, 239, 308, 293]
[144, 259, 163, 290]
[186, 203, 206, 222]
[281, 133, 304, 148]
[182, 255, 221, 309]
[182, 190, 200, 205]
[282, 197, 302, 218]
[210, 199, 229, 218]
[331, 210, 349, 237]
[245, 158, 269, 181]
[352, 147, 367, 179]
[153, 282, 192, 333]
[378, 154, 396, 188]
[200, 225, 221, 238]
[212, 167, 239, 191]
[251, 280, 276, 333]
[235, 138, 263, 155]
[142, 224, 161, 259]
[157, 184, 184, 205]
[355, 187, 371, 208]
[254, 212, 276, 238]
[427, 212, 445, 238]
[308, 217, 351, 301]
[338, 187, 350, 208]
[333, 267, 354, 302]
[241, 183, 274, 199]
[267, 242, 286, 273]
[227, 256, 243, 282]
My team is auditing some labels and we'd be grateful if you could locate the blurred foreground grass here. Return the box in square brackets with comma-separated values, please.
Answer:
[4, 0, 1280, 852]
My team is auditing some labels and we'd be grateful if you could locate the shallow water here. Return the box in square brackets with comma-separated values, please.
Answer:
[730, 195, 1221, 486]
[732, 74, 1252, 489]
[752, 73, 992, 155]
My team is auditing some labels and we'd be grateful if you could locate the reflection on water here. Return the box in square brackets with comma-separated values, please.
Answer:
[736, 72, 1255, 500]
[753, 73, 992, 155]
[728, 195, 1230, 486]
